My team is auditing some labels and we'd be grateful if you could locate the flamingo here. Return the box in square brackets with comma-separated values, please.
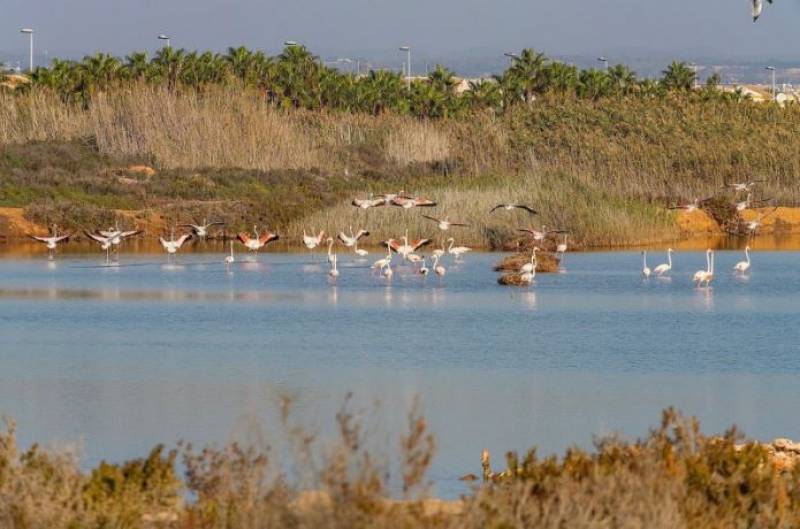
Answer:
[329, 254, 340, 278]
[447, 238, 472, 259]
[303, 229, 325, 259]
[422, 215, 470, 231]
[418, 257, 429, 276]
[641, 251, 651, 278]
[518, 226, 559, 243]
[726, 180, 763, 193]
[752, 0, 773, 22]
[734, 246, 752, 274]
[669, 197, 709, 213]
[735, 194, 752, 213]
[159, 229, 192, 261]
[237, 226, 279, 254]
[390, 195, 437, 209]
[179, 220, 224, 239]
[381, 262, 394, 279]
[325, 237, 336, 264]
[84, 230, 114, 263]
[353, 241, 369, 258]
[521, 247, 539, 275]
[693, 249, 714, 287]
[224, 241, 235, 264]
[337, 227, 370, 248]
[97, 225, 141, 247]
[352, 197, 387, 210]
[432, 241, 446, 259]
[386, 233, 432, 260]
[556, 234, 569, 255]
[433, 254, 446, 277]
[372, 246, 393, 270]
[746, 207, 777, 236]
[490, 204, 538, 215]
[28, 225, 71, 258]
[653, 248, 673, 276]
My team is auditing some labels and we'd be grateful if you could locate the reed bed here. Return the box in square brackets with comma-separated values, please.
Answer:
[3, 407, 800, 529]
[3, 87, 800, 246]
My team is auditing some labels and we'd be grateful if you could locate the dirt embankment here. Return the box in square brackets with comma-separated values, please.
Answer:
[675, 207, 800, 235]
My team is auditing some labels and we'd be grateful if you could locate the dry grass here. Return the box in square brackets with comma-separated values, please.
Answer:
[3, 87, 800, 247]
[3, 407, 800, 529]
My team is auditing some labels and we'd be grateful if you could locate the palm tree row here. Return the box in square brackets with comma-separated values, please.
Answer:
[22, 45, 737, 117]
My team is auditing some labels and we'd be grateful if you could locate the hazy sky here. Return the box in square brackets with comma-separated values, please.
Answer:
[1, 0, 798, 61]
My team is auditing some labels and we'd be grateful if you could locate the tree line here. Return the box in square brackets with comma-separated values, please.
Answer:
[18, 45, 739, 118]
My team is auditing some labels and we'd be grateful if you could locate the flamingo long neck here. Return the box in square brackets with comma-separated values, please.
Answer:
[448, 239, 454, 252]
[706, 251, 711, 274]
[328, 239, 333, 254]
[745, 247, 750, 264]
[710, 252, 715, 275]
[667, 250, 672, 268]
[642, 252, 647, 268]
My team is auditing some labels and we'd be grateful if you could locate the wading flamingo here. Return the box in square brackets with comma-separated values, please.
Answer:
[447, 238, 472, 259]
[556, 234, 569, 255]
[641, 251, 651, 278]
[224, 241, 235, 264]
[179, 220, 224, 239]
[433, 254, 446, 277]
[418, 258, 429, 276]
[693, 249, 714, 287]
[28, 225, 71, 258]
[329, 254, 340, 278]
[302, 229, 325, 259]
[159, 229, 192, 261]
[653, 248, 673, 276]
[734, 246, 751, 274]
[84, 231, 114, 263]
[237, 226, 279, 255]
[521, 247, 539, 274]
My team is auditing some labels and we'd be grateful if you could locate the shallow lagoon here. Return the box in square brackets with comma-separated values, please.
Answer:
[1, 247, 799, 497]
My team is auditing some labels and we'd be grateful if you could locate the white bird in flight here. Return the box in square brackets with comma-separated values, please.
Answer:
[752, 0, 773, 22]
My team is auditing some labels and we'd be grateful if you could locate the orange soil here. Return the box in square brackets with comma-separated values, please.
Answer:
[740, 207, 800, 233]
[675, 209, 722, 234]
[0, 207, 43, 237]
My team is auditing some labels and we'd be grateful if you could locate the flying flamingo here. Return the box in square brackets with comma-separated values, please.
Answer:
[733, 246, 751, 274]
[490, 204, 538, 215]
[28, 225, 71, 258]
[390, 195, 437, 209]
[422, 215, 470, 232]
[303, 229, 325, 260]
[669, 197, 710, 213]
[653, 248, 673, 276]
[386, 233, 432, 260]
[159, 229, 192, 261]
[179, 220, 224, 240]
[641, 251, 651, 278]
[237, 226, 279, 255]
[84, 230, 114, 263]
[337, 228, 370, 257]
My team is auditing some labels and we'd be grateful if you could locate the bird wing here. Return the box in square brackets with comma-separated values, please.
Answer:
[370, 198, 387, 207]
[27, 234, 51, 243]
[351, 199, 366, 207]
[422, 214, 441, 223]
[207, 222, 225, 227]
[176, 234, 192, 247]
[53, 234, 71, 243]
[449, 222, 470, 227]
[489, 205, 506, 213]
[259, 232, 279, 245]
[119, 230, 142, 238]
[84, 231, 108, 243]
[178, 224, 199, 230]
[410, 239, 433, 251]
[336, 233, 350, 244]
[383, 239, 401, 253]
[237, 233, 252, 244]
[159, 237, 168, 247]
[355, 230, 370, 240]
[98, 230, 118, 237]
[414, 198, 437, 207]
[515, 205, 538, 214]
[752, 0, 763, 19]
[517, 228, 537, 235]
[390, 197, 412, 207]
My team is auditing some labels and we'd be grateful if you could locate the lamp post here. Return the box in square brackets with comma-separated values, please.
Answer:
[157, 34, 171, 48]
[284, 40, 300, 47]
[765, 66, 776, 101]
[597, 56, 608, 72]
[689, 62, 699, 89]
[20, 28, 34, 71]
[399, 46, 411, 92]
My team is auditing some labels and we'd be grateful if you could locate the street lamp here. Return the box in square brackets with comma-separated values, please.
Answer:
[504, 52, 519, 68]
[399, 46, 411, 92]
[597, 56, 608, 72]
[284, 40, 300, 47]
[765, 66, 776, 100]
[157, 34, 171, 48]
[20, 28, 34, 71]
[689, 62, 699, 89]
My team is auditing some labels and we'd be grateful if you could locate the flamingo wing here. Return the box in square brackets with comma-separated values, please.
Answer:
[336, 233, 351, 244]
[422, 214, 441, 223]
[390, 197, 412, 207]
[84, 231, 108, 243]
[27, 234, 52, 243]
[119, 230, 142, 238]
[414, 198, 437, 207]
[176, 234, 192, 247]
[237, 233, 252, 244]
[383, 239, 402, 253]
[410, 239, 433, 251]
[52, 234, 71, 243]
[259, 232, 279, 245]
[514, 205, 538, 214]
[355, 229, 370, 240]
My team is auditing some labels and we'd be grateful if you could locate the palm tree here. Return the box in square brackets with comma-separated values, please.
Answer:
[577, 69, 611, 100]
[607, 64, 637, 95]
[546, 61, 580, 94]
[123, 52, 149, 83]
[152, 47, 187, 91]
[504, 48, 550, 105]
[661, 61, 696, 91]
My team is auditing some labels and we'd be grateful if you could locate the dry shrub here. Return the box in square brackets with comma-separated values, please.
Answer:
[0, 91, 88, 143]
[494, 251, 560, 273]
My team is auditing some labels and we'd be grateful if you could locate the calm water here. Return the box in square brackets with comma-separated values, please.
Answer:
[1, 246, 800, 497]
